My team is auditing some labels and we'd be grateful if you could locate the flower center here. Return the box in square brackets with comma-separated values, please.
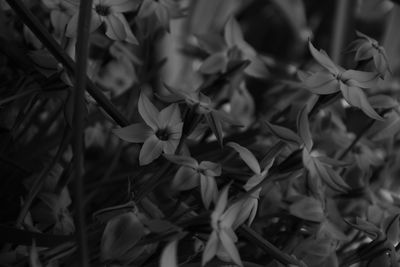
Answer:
[156, 128, 170, 141]
[95, 4, 110, 16]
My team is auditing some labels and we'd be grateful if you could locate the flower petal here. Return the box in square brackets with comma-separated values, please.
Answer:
[155, 5, 171, 31]
[244, 55, 269, 78]
[227, 142, 260, 174]
[104, 14, 126, 41]
[355, 42, 373, 61]
[219, 229, 243, 267]
[137, 0, 156, 18]
[162, 140, 179, 154]
[340, 84, 383, 121]
[200, 174, 217, 209]
[202, 231, 219, 266]
[158, 103, 181, 129]
[172, 166, 199, 190]
[224, 16, 246, 49]
[199, 161, 221, 176]
[308, 41, 339, 75]
[113, 13, 139, 44]
[298, 70, 339, 94]
[108, 0, 139, 12]
[199, 53, 228, 74]
[138, 92, 160, 130]
[139, 135, 163, 165]
[164, 154, 198, 168]
[65, 13, 79, 37]
[113, 123, 153, 143]
[342, 70, 379, 89]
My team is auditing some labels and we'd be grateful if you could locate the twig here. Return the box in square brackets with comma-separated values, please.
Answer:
[72, 0, 93, 265]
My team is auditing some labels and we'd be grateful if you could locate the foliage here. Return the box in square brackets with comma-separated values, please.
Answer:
[1, 0, 400, 267]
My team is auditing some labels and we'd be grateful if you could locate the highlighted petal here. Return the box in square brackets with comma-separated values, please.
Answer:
[219, 229, 243, 267]
[108, 0, 139, 12]
[199, 53, 228, 74]
[202, 231, 218, 266]
[298, 70, 339, 94]
[104, 14, 126, 41]
[340, 83, 383, 120]
[158, 103, 181, 129]
[308, 42, 339, 75]
[139, 135, 163, 165]
[113, 123, 153, 143]
[138, 92, 160, 130]
[172, 166, 199, 190]
[114, 13, 139, 44]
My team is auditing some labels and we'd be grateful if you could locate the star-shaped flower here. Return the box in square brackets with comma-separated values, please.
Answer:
[165, 154, 221, 209]
[198, 16, 268, 78]
[298, 41, 383, 120]
[113, 92, 183, 165]
[226, 142, 274, 228]
[347, 31, 391, 77]
[66, 0, 139, 44]
[202, 184, 243, 267]
[42, 0, 77, 37]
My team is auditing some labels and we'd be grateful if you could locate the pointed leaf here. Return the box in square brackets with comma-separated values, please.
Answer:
[205, 112, 224, 147]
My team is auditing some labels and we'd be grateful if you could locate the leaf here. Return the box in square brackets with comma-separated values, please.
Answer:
[308, 41, 339, 74]
[289, 196, 324, 222]
[296, 105, 313, 151]
[340, 83, 383, 121]
[227, 142, 260, 174]
[160, 239, 179, 267]
[264, 121, 302, 146]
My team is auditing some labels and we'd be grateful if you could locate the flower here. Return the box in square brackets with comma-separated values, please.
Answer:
[66, 0, 139, 44]
[113, 92, 183, 165]
[226, 142, 274, 228]
[198, 16, 268, 78]
[347, 31, 391, 77]
[165, 154, 221, 209]
[162, 84, 241, 146]
[202, 184, 243, 267]
[42, 0, 76, 37]
[298, 41, 383, 120]
[137, 0, 182, 31]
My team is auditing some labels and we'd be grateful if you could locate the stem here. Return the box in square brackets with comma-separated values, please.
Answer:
[5, 0, 129, 127]
[73, 0, 93, 265]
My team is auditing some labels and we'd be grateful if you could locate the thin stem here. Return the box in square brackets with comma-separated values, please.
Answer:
[72, 0, 93, 265]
